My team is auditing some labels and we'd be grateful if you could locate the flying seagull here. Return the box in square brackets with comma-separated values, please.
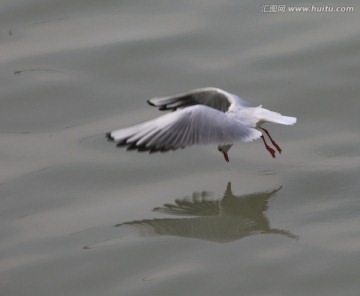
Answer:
[106, 87, 297, 162]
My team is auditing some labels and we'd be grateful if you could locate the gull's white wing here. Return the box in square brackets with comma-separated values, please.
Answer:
[148, 87, 253, 112]
[107, 105, 261, 153]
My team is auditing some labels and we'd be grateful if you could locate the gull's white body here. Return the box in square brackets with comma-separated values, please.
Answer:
[107, 87, 297, 161]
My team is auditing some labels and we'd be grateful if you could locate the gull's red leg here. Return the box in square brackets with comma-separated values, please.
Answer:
[261, 135, 276, 158]
[222, 151, 229, 162]
[261, 128, 282, 153]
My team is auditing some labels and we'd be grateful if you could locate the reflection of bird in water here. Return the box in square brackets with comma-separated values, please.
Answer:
[116, 183, 297, 243]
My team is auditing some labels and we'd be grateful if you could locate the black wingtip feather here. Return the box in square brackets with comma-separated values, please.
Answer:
[137, 145, 151, 152]
[126, 142, 140, 151]
[108, 135, 175, 154]
[149, 147, 160, 154]
[116, 139, 128, 147]
[147, 99, 155, 106]
[106, 132, 114, 142]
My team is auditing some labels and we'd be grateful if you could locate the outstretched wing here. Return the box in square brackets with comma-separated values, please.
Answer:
[147, 87, 253, 112]
[107, 105, 261, 153]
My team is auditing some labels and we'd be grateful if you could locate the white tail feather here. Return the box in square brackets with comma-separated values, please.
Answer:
[255, 108, 297, 125]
